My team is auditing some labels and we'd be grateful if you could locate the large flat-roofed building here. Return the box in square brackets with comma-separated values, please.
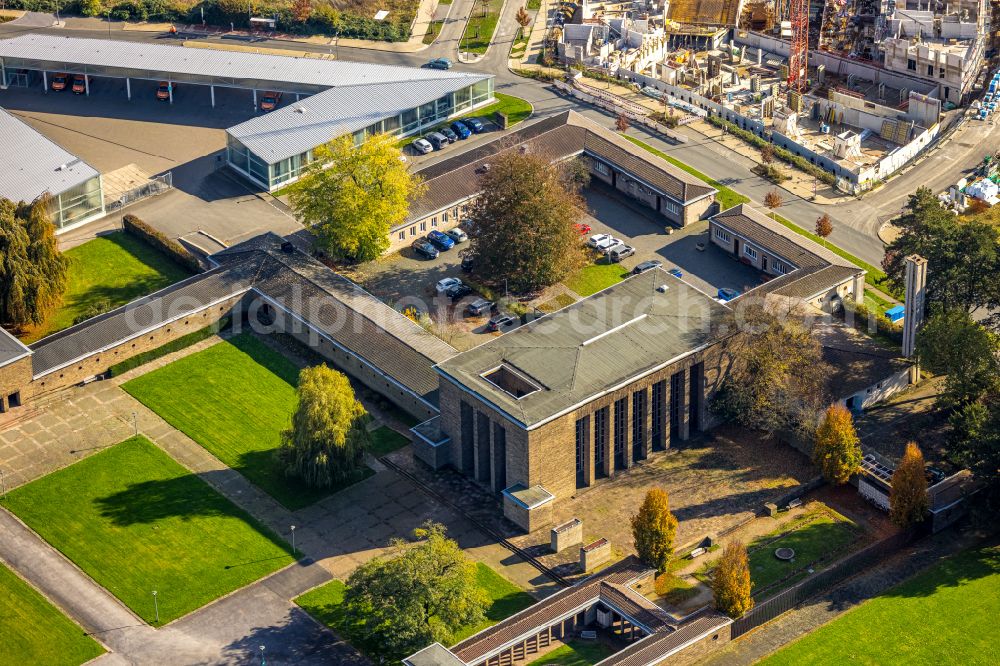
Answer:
[419, 269, 735, 531]
[0, 106, 104, 230]
[0, 35, 493, 192]
[393, 111, 717, 253]
[709, 203, 866, 311]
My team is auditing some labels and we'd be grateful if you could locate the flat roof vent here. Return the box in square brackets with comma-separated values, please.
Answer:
[656, 284, 669, 293]
[482, 363, 542, 400]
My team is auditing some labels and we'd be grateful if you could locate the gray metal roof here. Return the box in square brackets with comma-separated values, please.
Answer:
[30, 233, 456, 405]
[0, 325, 31, 368]
[0, 35, 484, 90]
[228, 75, 490, 163]
[436, 268, 734, 429]
[0, 106, 99, 203]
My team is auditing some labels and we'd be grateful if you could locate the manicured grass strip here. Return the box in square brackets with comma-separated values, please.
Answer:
[461, 0, 504, 54]
[746, 506, 859, 593]
[526, 639, 615, 665]
[564, 262, 628, 297]
[124, 334, 357, 510]
[760, 545, 1000, 666]
[368, 426, 411, 457]
[423, 20, 444, 44]
[768, 211, 889, 285]
[526, 0, 541, 8]
[620, 134, 750, 210]
[1, 436, 293, 625]
[109, 321, 226, 377]
[22, 232, 193, 343]
[296, 563, 535, 656]
[0, 562, 104, 666]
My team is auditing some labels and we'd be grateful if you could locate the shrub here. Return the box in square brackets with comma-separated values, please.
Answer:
[844, 300, 903, 344]
[73, 299, 114, 325]
[122, 214, 201, 273]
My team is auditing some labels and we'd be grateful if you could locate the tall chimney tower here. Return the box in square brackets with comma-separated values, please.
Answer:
[902, 254, 927, 360]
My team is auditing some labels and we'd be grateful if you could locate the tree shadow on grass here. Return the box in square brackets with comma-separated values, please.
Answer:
[875, 545, 1000, 600]
[95, 472, 244, 526]
[225, 333, 301, 387]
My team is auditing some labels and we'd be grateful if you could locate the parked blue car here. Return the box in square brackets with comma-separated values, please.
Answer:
[463, 117, 485, 133]
[427, 229, 455, 250]
[717, 287, 741, 302]
[668, 268, 683, 278]
[450, 121, 472, 139]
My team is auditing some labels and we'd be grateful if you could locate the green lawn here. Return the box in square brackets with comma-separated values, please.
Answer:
[564, 261, 628, 297]
[123, 334, 367, 509]
[745, 505, 859, 594]
[0, 562, 105, 666]
[368, 426, 411, 457]
[22, 232, 193, 343]
[0, 436, 292, 625]
[526, 639, 615, 665]
[422, 19, 444, 45]
[461, 0, 504, 54]
[296, 562, 535, 656]
[761, 545, 1000, 665]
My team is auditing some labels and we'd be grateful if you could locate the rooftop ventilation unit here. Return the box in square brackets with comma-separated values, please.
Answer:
[656, 284, 669, 293]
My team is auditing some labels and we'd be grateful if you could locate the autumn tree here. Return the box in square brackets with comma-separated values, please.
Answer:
[711, 304, 830, 437]
[813, 404, 862, 485]
[883, 187, 1000, 315]
[889, 442, 929, 528]
[465, 150, 586, 293]
[760, 144, 775, 164]
[711, 540, 754, 618]
[815, 213, 833, 243]
[291, 0, 313, 23]
[763, 190, 783, 211]
[288, 133, 423, 262]
[0, 197, 69, 330]
[343, 522, 490, 662]
[631, 488, 678, 573]
[279, 365, 371, 488]
[515, 6, 531, 39]
[616, 113, 630, 132]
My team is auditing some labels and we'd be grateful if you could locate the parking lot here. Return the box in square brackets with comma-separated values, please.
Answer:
[0, 82, 301, 246]
[357, 184, 764, 351]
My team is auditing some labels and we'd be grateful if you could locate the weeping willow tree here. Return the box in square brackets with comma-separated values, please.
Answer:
[279, 364, 371, 488]
[0, 196, 69, 330]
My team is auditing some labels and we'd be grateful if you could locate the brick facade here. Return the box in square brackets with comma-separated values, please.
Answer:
[436, 340, 733, 531]
[0, 356, 32, 412]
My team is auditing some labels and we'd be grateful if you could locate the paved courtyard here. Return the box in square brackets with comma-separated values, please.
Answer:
[0, 336, 557, 663]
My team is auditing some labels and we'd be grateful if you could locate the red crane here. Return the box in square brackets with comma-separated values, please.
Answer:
[787, 0, 809, 92]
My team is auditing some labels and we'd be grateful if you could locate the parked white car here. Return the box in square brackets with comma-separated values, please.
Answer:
[587, 233, 620, 250]
[435, 277, 463, 294]
[446, 228, 469, 243]
[412, 138, 434, 155]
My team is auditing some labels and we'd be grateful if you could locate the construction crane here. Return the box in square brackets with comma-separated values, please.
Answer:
[788, 0, 809, 92]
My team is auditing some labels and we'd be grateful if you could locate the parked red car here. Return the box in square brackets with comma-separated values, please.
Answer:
[573, 222, 592, 236]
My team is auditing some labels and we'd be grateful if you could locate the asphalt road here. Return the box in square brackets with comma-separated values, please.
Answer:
[3, 8, 1000, 266]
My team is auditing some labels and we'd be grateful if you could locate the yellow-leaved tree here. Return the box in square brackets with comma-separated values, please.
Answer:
[890, 441, 929, 528]
[813, 404, 863, 484]
[631, 488, 678, 574]
[712, 540, 754, 618]
[288, 133, 424, 262]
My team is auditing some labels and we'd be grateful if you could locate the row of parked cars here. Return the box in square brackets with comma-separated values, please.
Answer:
[411, 227, 469, 260]
[433, 276, 519, 332]
[412, 117, 486, 154]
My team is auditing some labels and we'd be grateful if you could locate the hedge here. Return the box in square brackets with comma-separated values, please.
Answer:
[108, 319, 228, 376]
[706, 115, 837, 186]
[122, 214, 201, 273]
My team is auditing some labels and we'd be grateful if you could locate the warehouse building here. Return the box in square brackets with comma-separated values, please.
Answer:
[0, 34, 494, 192]
[0, 106, 104, 230]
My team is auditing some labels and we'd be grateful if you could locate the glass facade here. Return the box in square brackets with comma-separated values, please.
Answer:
[227, 80, 495, 191]
[50, 174, 104, 230]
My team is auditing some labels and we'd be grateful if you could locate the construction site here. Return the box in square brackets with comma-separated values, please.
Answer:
[553, 0, 989, 191]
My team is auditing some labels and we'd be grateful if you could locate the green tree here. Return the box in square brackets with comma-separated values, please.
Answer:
[465, 150, 587, 293]
[288, 133, 423, 262]
[343, 522, 489, 662]
[917, 310, 1000, 407]
[813, 404, 862, 485]
[884, 187, 1000, 314]
[711, 540, 754, 618]
[631, 488, 678, 574]
[0, 197, 69, 330]
[889, 441, 929, 528]
[947, 398, 1000, 507]
[279, 365, 370, 488]
[711, 304, 829, 437]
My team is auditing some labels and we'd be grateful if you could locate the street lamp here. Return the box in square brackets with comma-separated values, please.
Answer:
[152, 590, 159, 624]
[259, 645, 266, 666]
[0, 468, 6, 499]
[107, 10, 112, 39]
[290, 525, 296, 556]
[132, 411, 138, 436]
